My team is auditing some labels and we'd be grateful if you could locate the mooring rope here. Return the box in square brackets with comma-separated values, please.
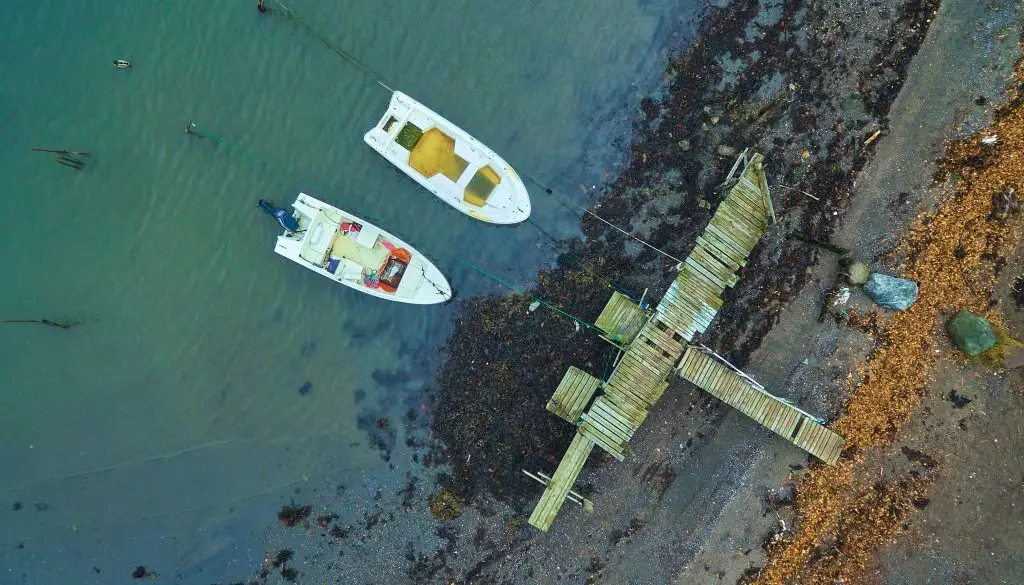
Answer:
[521, 172, 685, 265]
[524, 217, 643, 302]
[457, 257, 607, 335]
[268, 0, 394, 92]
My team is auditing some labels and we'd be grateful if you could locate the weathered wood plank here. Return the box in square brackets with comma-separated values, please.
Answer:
[698, 233, 747, 266]
[720, 195, 768, 229]
[710, 211, 760, 247]
[547, 366, 602, 423]
[595, 292, 648, 345]
[696, 238, 745, 272]
[595, 395, 646, 428]
[529, 433, 596, 531]
[658, 291, 715, 330]
[715, 198, 764, 233]
[637, 323, 684, 356]
[706, 221, 755, 254]
[579, 422, 626, 460]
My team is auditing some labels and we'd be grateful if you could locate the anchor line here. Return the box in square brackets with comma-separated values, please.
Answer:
[419, 265, 449, 298]
[521, 171, 685, 266]
[457, 257, 605, 335]
[268, 0, 394, 92]
[523, 216, 642, 302]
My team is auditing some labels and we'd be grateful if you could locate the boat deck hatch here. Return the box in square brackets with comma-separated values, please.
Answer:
[408, 128, 468, 182]
[395, 121, 422, 149]
[464, 166, 501, 207]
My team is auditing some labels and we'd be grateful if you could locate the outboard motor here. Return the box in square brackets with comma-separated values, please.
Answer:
[257, 199, 299, 232]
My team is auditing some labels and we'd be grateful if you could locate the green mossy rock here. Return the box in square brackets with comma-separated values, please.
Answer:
[946, 310, 996, 356]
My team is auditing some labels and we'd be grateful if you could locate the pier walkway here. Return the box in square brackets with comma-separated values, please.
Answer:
[527, 151, 844, 532]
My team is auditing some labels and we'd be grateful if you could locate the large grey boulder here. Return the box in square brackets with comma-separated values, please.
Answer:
[864, 273, 918, 311]
[946, 310, 996, 356]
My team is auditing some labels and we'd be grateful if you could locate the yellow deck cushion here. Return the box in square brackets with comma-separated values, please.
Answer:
[408, 128, 468, 182]
[464, 165, 501, 207]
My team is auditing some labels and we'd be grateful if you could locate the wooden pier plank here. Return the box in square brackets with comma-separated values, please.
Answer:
[678, 349, 846, 465]
[528, 433, 596, 531]
[579, 421, 626, 460]
[546, 366, 602, 423]
[595, 292, 648, 346]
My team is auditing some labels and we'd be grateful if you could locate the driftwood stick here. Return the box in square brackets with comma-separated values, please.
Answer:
[776, 183, 820, 201]
[32, 148, 91, 156]
[54, 157, 84, 170]
[1, 319, 76, 330]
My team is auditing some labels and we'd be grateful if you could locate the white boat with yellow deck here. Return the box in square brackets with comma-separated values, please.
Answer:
[363, 91, 531, 224]
[260, 193, 452, 305]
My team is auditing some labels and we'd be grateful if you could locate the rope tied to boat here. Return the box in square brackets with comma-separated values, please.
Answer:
[457, 258, 606, 334]
[268, 0, 395, 92]
[521, 172, 685, 266]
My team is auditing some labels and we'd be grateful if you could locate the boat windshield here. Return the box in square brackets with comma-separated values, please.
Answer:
[464, 166, 501, 207]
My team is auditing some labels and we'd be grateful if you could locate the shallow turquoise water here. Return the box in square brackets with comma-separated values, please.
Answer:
[0, 1, 702, 581]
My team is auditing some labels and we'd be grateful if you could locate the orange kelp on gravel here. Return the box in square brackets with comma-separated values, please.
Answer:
[753, 77, 1024, 584]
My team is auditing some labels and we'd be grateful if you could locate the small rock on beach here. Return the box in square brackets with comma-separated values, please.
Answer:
[864, 273, 918, 311]
[845, 261, 871, 285]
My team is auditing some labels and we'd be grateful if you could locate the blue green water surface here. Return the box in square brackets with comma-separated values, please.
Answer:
[0, 1, 703, 582]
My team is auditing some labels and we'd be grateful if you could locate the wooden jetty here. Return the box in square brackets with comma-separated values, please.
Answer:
[526, 150, 845, 532]
[677, 345, 845, 465]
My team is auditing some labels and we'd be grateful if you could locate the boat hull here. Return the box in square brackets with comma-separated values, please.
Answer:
[269, 193, 452, 305]
[364, 91, 531, 225]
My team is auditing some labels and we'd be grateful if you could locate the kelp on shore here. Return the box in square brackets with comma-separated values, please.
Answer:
[753, 64, 1024, 585]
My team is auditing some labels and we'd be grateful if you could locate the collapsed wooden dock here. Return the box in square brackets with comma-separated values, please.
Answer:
[527, 150, 845, 532]
[678, 345, 845, 465]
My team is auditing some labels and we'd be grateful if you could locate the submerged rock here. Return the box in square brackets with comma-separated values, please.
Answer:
[946, 310, 996, 356]
[864, 273, 918, 311]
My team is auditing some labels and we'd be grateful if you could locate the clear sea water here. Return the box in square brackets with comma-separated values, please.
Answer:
[0, 1, 704, 582]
